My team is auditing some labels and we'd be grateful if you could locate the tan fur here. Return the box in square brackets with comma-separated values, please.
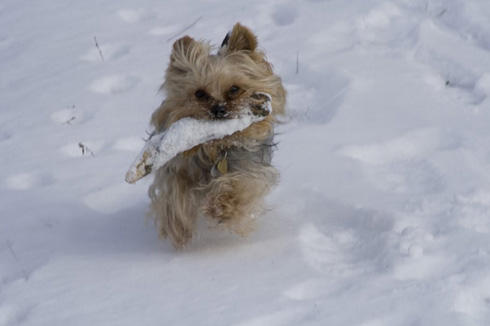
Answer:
[148, 23, 286, 248]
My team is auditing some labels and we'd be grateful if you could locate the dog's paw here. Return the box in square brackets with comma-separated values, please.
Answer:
[203, 178, 238, 223]
[202, 176, 260, 236]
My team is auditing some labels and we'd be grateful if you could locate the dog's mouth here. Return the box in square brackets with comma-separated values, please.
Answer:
[207, 92, 271, 120]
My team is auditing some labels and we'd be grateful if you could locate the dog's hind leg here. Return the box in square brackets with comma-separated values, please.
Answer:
[148, 164, 200, 248]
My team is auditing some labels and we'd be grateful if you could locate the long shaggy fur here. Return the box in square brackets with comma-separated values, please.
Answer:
[148, 23, 286, 248]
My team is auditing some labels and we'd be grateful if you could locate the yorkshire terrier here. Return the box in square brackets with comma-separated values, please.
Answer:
[148, 23, 286, 248]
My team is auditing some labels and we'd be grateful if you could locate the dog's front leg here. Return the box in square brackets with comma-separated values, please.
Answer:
[202, 165, 278, 235]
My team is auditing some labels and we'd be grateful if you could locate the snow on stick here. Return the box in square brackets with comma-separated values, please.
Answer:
[125, 92, 272, 184]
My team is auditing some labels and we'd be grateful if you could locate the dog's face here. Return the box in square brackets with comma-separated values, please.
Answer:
[152, 23, 286, 131]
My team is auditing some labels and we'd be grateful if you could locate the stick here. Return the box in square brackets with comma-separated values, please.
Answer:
[167, 16, 203, 43]
[94, 36, 104, 61]
[7, 241, 28, 281]
[125, 92, 272, 184]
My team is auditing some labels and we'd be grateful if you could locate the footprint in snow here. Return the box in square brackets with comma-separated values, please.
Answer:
[81, 43, 131, 62]
[83, 182, 148, 215]
[299, 223, 354, 274]
[343, 128, 461, 165]
[392, 228, 450, 281]
[285, 67, 350, 124]
[284, 278, 340, 301]
[298, 220, 391, 276]
[415, 21, 490, 105]
[474, 74, 490, 99]
[0, 131, 12, 142]
[400, 0, 490, 52]
[453, 189, 490, 234]
[59, 138, 143, 160]
[271, 4, 298, 27]
[148, 25, 181, 37]
[415, 45, 484, 104]
[4, 172, 54, 190]
[112, 137, 145, 152]
[50, 106, 92, 126]
[295, 193, 394, 276]
[59, 141, 105, 158]
[232, 308, 307, 326]
[367, 160, 443, 195]
[357, 2, 418, 48]
[453, 272, 490, 321]
[341, 128, 459, 194]
[117, 9, 154, 23]
[0, 304, 35, 326]
[89, 75, 138, 95]
[0, 35, 10, 46]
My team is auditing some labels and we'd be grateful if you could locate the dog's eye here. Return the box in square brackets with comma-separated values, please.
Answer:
[195, 89, 207, 100]
[229, 85, 240, 94]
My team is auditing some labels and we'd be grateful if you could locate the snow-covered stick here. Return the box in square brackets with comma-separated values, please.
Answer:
[125, 92, 272, 184]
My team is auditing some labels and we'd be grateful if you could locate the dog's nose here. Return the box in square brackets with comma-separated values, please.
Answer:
[211, 104, 227, 118]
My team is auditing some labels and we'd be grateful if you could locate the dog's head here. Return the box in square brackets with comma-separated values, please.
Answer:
[152, 23, 286, 131]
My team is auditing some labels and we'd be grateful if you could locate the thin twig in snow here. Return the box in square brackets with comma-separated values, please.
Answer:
[437, 8, 447, 17]
[7, 241, 28, 281]
[63, 116, 76, 125]
[79, 142, 95, 156]
[166, 16, 203, 43]
[296, 51, 299, 75]
[94, 36, 104, 61]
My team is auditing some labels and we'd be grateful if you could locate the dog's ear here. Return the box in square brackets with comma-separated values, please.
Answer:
[220, 23, 258, 54]
[170, 36, 195, 63]
[169, 36, 205, 73]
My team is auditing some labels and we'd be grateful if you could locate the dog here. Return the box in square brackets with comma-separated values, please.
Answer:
[148, 23, 286, 248]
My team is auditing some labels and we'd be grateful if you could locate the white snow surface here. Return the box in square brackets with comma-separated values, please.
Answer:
[125, 102, 270, 184]
[2, 0, 490, 325]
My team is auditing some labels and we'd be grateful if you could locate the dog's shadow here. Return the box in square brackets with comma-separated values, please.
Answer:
[63, 203, 283, 258]
[63, 204, 167, 257]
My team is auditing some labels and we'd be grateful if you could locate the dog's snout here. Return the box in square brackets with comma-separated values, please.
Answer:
[211, 104, 227, 118]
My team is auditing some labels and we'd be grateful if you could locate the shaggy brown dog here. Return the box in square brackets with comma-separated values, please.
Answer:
[148, 23, 286, 248]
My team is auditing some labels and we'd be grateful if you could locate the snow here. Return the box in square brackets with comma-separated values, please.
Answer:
[89, 75, 139, 95]
[2, 0, 490, 325]
[125, 94, 271, 184]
